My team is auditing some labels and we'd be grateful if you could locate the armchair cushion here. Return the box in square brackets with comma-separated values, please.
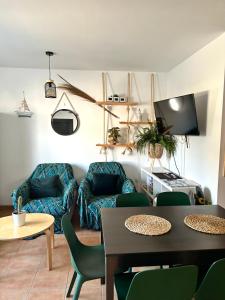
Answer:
[23, 197, 65, 217]
[30, 175, 62, 199]
[23, 197, 66, 217]
[92, 173, 119, 196]
[23, 196, 66, 233]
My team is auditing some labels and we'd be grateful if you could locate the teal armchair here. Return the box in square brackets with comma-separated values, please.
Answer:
[11, 163, 78, 233]
[77, 162, 136, 230]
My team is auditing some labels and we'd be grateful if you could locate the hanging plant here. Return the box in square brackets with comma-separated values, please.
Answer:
[135, 124, 177, 159]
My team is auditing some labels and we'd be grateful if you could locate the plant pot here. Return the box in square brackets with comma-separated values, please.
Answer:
[148, 143, 164, 159]
[108, 137, 118, 145]
[12, 211, 26, 227]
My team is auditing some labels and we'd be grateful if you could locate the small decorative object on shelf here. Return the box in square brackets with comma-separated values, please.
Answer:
[12, 196, 26, 227]
[45, 51, 57, 98]
[108, 94, 120, 102]
[16, 91, 33, 118]
[107, 127, 121, 145]
[107, 94, 128, 103]
[120, 96, 128, 103]
[138, 108, 142, 121]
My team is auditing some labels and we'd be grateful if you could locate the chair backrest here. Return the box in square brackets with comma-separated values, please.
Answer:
[126, 265, 198, 300]
[30, 163, 74, 186]
[62, 213, 84, 274]
[116, 192, 149, 207]
[156, 191, 190, 206]
[195, 258, 225, 300]
[86, 162, 127, 183]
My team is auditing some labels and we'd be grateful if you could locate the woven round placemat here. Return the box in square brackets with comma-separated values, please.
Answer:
[184, 214, 225, 234]
[125, 214, 171, 236]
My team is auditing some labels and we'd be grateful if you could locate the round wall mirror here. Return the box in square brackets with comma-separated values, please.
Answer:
[51, 109, 80, 136]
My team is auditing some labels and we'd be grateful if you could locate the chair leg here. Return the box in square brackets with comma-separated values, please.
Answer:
[72, 274, 85, 300]
[66, 271, 77, 297]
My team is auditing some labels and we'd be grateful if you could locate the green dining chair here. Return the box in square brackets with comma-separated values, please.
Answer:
[62, 213, 105, 300]
[62, 213, 127, 300]
[115, 265, 198, 300]
[116, 192, 149, 207]
[195, 258, 225, 300]
[156, 191, 190, 206]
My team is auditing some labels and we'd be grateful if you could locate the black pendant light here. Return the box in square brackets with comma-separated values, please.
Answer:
[45, 51, 57, 98]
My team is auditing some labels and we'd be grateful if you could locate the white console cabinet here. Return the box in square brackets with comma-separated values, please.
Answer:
[140, 167, 200, 205]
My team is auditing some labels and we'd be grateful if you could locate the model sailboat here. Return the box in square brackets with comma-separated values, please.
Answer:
[16, 92, 33, 117]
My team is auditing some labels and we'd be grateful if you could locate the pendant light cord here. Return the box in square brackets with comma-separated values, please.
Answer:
[48, 54, 51, 80]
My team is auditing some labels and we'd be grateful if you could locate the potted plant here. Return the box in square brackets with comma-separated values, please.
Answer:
[108, 127, 121, 145]
[12, 196, 26, 227]
[135, 124, 177, 159]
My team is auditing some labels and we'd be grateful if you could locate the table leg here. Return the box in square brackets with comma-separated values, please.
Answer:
[45, 228, 53, 271]
[50, 224, 54, 249]
[105, 256, 117, 300]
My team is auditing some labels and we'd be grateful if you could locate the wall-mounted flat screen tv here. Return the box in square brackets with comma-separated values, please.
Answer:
[154, 93, 199, 135]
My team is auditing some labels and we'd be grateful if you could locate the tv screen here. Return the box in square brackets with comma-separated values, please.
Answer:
[154, 94, 199, 136]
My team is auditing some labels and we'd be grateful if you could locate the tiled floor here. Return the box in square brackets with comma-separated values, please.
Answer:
[0, 207, 114, 300]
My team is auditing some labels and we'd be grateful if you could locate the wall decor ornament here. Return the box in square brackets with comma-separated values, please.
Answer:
[58, 74, 118, 119]
[51, 92, 79, 136]
[16, 91, 33, 117]
[45, 51, 57, 98]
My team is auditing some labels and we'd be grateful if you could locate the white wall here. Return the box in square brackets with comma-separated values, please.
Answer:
[0, 69, 166, 205]
[217, 66, 225, 208]
[165, 33, 225, 204]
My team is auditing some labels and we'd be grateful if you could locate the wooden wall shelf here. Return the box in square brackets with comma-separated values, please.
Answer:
[96, 143, 134, 148]
[119, 121, 153, 125]
[96, 101, 138, 106]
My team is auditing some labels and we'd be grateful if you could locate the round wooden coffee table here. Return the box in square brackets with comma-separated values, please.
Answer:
[0, 213, 55, 270]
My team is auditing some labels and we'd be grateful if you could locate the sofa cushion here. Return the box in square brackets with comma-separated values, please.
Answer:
[92, 173, 119, 196]
[30, 175, 62, 199]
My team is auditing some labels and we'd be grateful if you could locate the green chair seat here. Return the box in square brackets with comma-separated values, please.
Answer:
[116, 192, 149, 207]
[156, 191, 190, 206]
[195, 258, 225, 300]
[71, 244, 105, 279]
[115, 265, 198, 300]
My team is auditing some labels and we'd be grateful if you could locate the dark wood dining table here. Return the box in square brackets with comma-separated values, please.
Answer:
[101, 205, 225, 300]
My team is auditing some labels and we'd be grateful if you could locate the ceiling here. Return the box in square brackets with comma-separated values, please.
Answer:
[0, 0, 224, 71]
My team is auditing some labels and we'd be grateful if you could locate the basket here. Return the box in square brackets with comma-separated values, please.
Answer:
[148, 143, 164, 159]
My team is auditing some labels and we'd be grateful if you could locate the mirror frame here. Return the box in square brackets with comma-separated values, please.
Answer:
[51, 109, 80, 136]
